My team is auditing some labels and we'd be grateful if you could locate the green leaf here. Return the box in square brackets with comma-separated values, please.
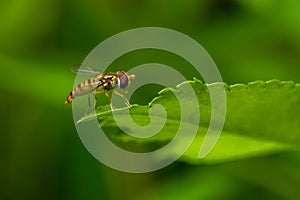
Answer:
[77, 79, 300, 164]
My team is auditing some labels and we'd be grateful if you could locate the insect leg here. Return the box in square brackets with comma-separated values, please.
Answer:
[84, 93, 92, 115]
[94, 93, 98, 110]
[84, 91, 101, 115]
[114, 90, 130, 107]
[105, 91, 114, 111]
[91, 90, 103, 111]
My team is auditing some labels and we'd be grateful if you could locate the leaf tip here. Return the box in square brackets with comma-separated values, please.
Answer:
[247, 80, 265, 89]
[192, 77, 203, 83]
[265, 79, 281, 89]
[229, 83, 247, 91]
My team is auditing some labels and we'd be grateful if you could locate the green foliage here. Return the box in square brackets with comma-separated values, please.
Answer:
[78, 79, 300, 164]
[3, 1, 300, 199]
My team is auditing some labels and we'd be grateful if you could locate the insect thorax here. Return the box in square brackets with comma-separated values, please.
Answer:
[99, 73, 118, 91]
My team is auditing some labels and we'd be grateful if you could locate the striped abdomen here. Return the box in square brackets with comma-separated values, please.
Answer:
[65, 78, 100, 104]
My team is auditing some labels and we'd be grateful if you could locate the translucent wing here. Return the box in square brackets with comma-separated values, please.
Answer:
[71, 65, 102, 75]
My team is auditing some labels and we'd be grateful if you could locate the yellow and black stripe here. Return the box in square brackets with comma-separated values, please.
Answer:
[65, 78, 100, 104]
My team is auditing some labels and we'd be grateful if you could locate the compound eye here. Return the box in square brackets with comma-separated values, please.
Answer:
[118, 71, 128, 89]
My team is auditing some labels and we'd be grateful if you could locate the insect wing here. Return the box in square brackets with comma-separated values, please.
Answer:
[71, 66, 102, 75]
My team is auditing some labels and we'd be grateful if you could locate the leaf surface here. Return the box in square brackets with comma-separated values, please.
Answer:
[78, 79, 300, 164]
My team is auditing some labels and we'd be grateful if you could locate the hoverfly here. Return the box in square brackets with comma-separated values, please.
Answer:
[65, 66, 135, 112]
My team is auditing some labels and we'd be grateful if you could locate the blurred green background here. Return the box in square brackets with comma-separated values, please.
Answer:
[1, 0, 300, 199]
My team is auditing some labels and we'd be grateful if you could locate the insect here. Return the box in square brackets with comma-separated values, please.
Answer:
[65, 66, 135, 112]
